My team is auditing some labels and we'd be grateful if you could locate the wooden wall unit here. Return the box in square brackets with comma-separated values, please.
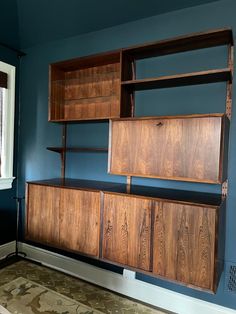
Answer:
[26, 28, 233, 293]
[109, 114, 228, 183]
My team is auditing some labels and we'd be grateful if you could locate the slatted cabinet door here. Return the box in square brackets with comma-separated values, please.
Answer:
[26, 184, 60, 246]
[102, 193, 152, 271]
[59, 188, 100, 257]
[109, 115, 225, 183]
[153, 201, 218, 291]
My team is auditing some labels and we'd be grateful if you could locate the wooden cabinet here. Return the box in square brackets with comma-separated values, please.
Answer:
[153, 201, 218, 291]
[49, 51, 131, 122]
[26, 183, 100, 257]
[26, 179, 223, 292]
[109, 114, 227, 183]
[102, 193, 152, 271]
[60, 188, 100, 257]
[102, 192, 220, 291]
[26, 184, 60, 246]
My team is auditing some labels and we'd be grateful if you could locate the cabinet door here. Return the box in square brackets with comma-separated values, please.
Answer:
[26, 184, 60, 246]
[102, 193, 152, 271]
[153, 201, 218, 291]
[60, 188, 100, 257]
[109, 116, 223, 183]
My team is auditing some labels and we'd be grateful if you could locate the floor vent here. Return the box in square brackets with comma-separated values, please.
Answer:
[225, 262, 236, 293]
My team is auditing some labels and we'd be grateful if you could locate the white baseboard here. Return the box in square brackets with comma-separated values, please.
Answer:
[0, 241, 16, 259]
[18, 242, 235, 314]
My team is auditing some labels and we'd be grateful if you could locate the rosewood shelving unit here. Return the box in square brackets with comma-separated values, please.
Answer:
[26, 28, 234, 292]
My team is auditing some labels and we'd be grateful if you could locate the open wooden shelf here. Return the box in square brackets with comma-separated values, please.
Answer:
[122, 28, 233, 59]
[121, 68, 232, 90]
[47, 147, 108, 153]
[49, 50, 132, 122]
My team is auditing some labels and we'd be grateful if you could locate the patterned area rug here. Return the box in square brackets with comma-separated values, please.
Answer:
[0, 261, 170, 314]
[0, 277, 103, 313]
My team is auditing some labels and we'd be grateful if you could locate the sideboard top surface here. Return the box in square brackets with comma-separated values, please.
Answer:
[27, 178, 222, 207]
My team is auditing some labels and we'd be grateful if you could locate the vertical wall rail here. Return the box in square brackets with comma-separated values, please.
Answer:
[130, 59, 136, 117]
[126, 59, 136, 191]
[61, 123, 67, 179]
[226, 43, 234, 120]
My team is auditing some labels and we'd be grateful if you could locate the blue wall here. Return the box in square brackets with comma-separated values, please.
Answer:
[0, 46, 19, 244]
[18, 0, 236, 310]
[0, 0, 19, 244]
[0, 0, 19, 49]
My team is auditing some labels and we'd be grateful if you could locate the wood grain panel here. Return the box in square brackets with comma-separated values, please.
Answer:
[50, 61, 121, 121]
[59, 188, 100, 257]
[26, 184, 60, 246]
[153, 201, 217, 290]
[109, 116, 223, 183]
[102, 193, 152, 271]
[49, 66, 65, 120]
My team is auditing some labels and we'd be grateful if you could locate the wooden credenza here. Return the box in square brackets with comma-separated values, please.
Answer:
[26, 179, 223, 292]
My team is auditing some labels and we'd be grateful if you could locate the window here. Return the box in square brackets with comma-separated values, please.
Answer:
[0, 61, 16, 190]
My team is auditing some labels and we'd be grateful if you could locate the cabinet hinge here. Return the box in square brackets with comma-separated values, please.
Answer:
[222, 180, 228, 198]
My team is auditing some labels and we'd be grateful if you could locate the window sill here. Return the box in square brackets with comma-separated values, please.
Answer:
[0, 177, 15, 190]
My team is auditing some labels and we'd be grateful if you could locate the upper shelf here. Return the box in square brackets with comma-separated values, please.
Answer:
[121, 68, 232, 90]
[47, 147, 108, 153]
[122, 28, 233, 59]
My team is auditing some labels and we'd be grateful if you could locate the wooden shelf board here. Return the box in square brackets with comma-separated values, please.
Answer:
[27, 178, 222, 206]
[47, 147, 108, 153]
[51, 50, 121, 71]
[64, 94, 119, 102]
[121, 68, 232, 91]
[110, 113, 225, 122]
[123, 28, 233, 59]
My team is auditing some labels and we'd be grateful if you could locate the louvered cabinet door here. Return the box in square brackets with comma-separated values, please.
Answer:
[26, 184, 60, 246]
[59, 188, 100, 257]
[153, 201, 218, 291]
[102, 193, 152, 271]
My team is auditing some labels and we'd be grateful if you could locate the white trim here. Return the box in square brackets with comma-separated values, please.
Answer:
[0, 61, 16, 190]
[0, 177, 15, 189]
[19, 242, 236, 314]
[0, 241, 16, 259]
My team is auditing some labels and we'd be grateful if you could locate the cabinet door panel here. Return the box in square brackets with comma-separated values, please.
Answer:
[60, 188, 100, 257]
[102, 193, 152, 271]
[26, 184, 60, 246]
[153, 201, 217, 291]
[109, 116, 223, 183]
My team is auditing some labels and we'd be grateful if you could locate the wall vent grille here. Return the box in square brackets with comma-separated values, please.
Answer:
[225, 262, 236, 293]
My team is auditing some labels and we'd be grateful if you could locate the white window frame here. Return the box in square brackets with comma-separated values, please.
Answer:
[0, 61, 16, 190]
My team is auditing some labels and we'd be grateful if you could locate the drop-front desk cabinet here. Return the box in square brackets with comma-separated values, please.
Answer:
[26, 28, 233, 293]
[26, 179, 224, 293]
[108, 114, 228, 184]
